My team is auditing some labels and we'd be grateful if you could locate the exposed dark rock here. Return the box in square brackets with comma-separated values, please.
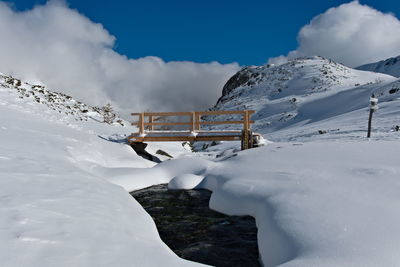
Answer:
[156, 149, 173, 158]
[130, 142, 161, 163]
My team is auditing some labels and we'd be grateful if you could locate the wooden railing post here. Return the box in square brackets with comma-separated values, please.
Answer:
[244, 110, 249, 132]
[195, 113, 201, 131]
[139, 112, 145, 135]
[190, 112, 195, 132]
[241, 110, 251, 150]
[148, 115, 154, 131]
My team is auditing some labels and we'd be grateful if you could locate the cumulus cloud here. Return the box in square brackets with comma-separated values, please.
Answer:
[269, 1, 400, 67]
[0, 1, 239, 117]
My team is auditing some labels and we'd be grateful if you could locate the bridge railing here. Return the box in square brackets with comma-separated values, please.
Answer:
[130, 110, 257, 149]
[131, 110, 255, 135]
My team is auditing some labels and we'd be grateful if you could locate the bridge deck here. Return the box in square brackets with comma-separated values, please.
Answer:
[128, 131, 244, 142]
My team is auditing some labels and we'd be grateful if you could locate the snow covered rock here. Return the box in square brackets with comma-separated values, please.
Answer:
[0, 73, 124, 125]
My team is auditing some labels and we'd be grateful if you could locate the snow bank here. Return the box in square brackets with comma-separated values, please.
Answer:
[0, 82, 200, 266]
[168, 174, 205, 190]
[202, 142, 400, 266]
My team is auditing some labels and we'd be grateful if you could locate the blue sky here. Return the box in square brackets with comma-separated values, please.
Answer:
[9, 0, 400, 66]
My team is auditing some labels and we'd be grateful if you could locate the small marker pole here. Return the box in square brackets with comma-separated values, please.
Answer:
[367, 94, 378, 138]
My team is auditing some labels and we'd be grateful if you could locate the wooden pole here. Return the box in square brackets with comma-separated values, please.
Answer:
[195, 113, 201, 131]
[367, 94, 378, 138]
[139, 113, 145, 135]
[244, 110, 249, 132]
[190, 112, 195, 132]
[148, 115, 154, 131]
[241, 111, 250, 150]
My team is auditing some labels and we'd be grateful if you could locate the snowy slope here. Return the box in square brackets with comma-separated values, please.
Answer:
[211, 56, 400, 141]
[2, 61, 400, 267]
[147, 141, 400, 267]
[0, 74, 198, 267]
[357, 55, 400, 77]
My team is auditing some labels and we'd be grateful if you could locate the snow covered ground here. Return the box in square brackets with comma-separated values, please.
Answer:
[0, 75, 199, 267]
[1, 67, 400, 267]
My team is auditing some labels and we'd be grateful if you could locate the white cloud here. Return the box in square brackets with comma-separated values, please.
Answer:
[269, 1, 400, 67]
[0, 1, 239, 117]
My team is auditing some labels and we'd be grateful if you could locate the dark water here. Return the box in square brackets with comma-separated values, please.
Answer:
[130, 184, 260, 267]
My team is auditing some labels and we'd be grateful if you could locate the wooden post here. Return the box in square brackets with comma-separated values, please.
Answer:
[367, 94, 378, 138]
[244, 110, 250, 131]
[190, 112, 195, 132]
[367, 110, 373, 138]
[139, 112, 145, 135]
[196, 113, 201, 131]
[241, 111, 250, 150]
[148, 115, 154, 131]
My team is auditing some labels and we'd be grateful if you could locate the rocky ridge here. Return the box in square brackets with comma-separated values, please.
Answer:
[0, 73, 124, 125]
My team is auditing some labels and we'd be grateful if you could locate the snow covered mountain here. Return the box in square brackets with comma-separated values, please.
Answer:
[356, 55, 400, 77]
[212, 56, 400, 141]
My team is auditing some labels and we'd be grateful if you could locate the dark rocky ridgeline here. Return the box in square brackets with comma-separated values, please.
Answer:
[131, 184, 260, 267]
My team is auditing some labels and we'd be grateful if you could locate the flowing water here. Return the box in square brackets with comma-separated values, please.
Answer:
[130, 184, 260, 267]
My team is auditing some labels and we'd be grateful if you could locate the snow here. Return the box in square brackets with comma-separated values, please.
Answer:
[2, 56, 400, 267]
[168, 174, 205, 190]
[0, 76, 199, 267]
[357, 55, 400, 77]
[122, 141, 400, 267]
[212, 57, 398, 135]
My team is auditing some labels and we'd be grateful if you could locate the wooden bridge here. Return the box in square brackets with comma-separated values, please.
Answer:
[128, 110, 260, 150]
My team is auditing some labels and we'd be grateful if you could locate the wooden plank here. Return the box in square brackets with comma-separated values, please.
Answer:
[195, 110, 255, 115]
[133, 110, 255, 116]
[143, 112, 192, 116]
[195, 135, 242, 141]
[128, 135, 242, 142]
[130, 130, 242, 135]
[131, 131, 192, 135]
[144, 122, 191, 126]
[196, 130, 242, 134]
[132, 136, 196, 142]
[199, 120, 254, 125]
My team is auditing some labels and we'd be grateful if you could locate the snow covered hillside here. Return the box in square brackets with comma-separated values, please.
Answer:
[2, 64, 400, 267]
[357, 55, 400, 78]
[212, 56, 400, 141]
[0, 73, 198, 267]
[0, 74, 125, 125]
